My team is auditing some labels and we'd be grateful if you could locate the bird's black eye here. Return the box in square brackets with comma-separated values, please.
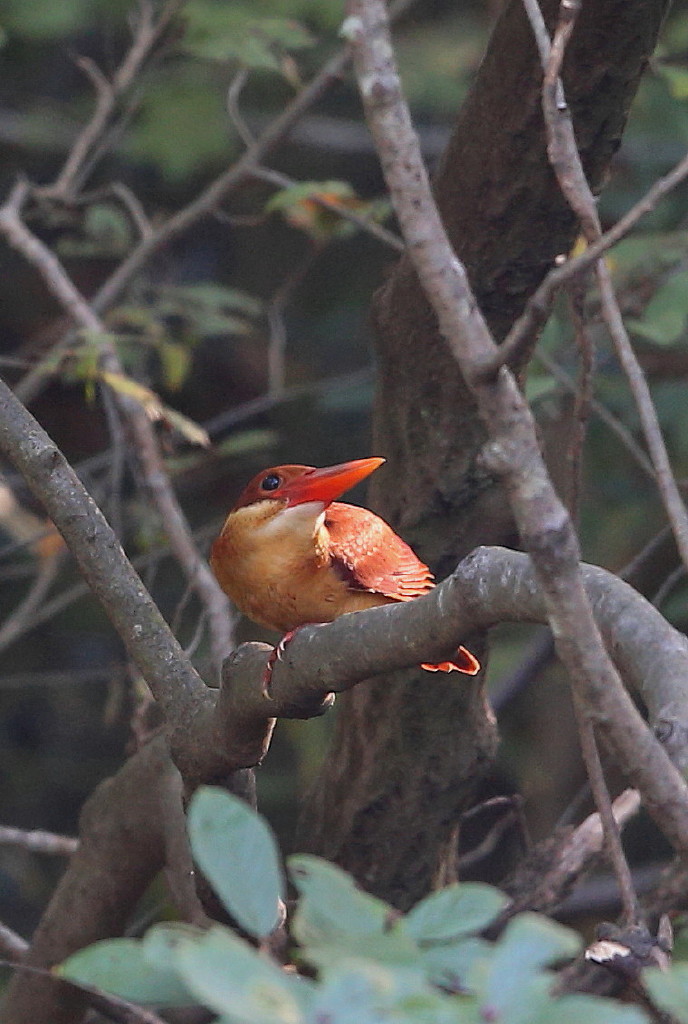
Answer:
[260, 473, 281, 492]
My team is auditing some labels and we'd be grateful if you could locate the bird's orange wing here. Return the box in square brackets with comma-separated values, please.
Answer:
[324, 503, 480, 676]
[324, 503, 434, 601]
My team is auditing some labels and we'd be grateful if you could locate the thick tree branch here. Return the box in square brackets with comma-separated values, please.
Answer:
[344, 0, 688, 918]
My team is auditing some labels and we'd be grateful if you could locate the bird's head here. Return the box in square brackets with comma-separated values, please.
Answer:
[231, 457, 385, 513]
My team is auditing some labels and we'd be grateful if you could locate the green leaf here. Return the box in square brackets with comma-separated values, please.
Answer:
[645, 963, 688, 1023]
[173, 924, 308, 1023]
[309, 961, 463, 1024]
[187, 787, 285, 939]
[527, 993, 648, 1024]
[265, 180, 356, 213]
[629, 269, 688, 345]
[406, 883, 507, 945]
[57, 937, 196, 1007]
[182, 3, 313, 68]
[468, 915, 581, 1020]
[419, 936, 491, 991]
[158, 340, 193, 392]
[141, 922, 206, 970]
[289, 854, 418, 966]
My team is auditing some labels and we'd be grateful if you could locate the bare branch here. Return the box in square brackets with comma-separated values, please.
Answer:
[0, 826, 78, 857]
[564, 281, 594, 519]
[344, 0, 688, 907]
[0, 922, 28, 962]
[0, 548, 64, 652]
[0, 185, 234, 676]
[0, 374, 209, 733]
[38, 0, 184, 201]
[535, 350, 657, 480]
[497, 789, 641, 924]
[479, 147, 688, 378]
[532, 0, 688, 575]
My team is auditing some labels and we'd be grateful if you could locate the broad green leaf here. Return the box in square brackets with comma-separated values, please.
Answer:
[289, 854, 418, 965]
[182, 2, 313, 69]
[419, 936, 491, 991]
[491, 975, 649, 1024]
[527, 992, 648, 1024]
[173, 924, 307, 1023]
[406, 883, 507, 945]
[187, 787, 284, 939]
[467, 915, 580, 1019]
[57, 937, 196, 1007]
[645, 963, 688, 1023]
[142, 922, 205, 970]
[308, 961, 463, 1024]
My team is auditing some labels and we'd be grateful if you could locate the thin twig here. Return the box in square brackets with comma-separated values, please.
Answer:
[534, 0, 688, 575]
[572, 693, 640, 924]
[39, 0, 184, 201]
[12, 0, 417, 413]
[0, 825, 78, 856]
[0, 182, 234, 676]
[564, 280, 594, 519]
[226, 66, 254, 146]
[535, 350, 656, 479]
[0, 922, 28, 961]
[652, 564, 686, 609]
[0, 548, 64, 652]
[478, 148, 688, 379]
[0, 960, 169, 1024]
[0, 375, 209, 734]
[531, 0, 639, 927]
[266, 243, 320, 396]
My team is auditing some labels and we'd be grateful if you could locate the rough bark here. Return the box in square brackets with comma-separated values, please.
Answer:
[299, 0, 671, 908]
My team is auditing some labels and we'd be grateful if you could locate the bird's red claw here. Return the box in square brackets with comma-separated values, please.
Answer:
[422, 646, 480, 676]
[262, 629, 300, 696]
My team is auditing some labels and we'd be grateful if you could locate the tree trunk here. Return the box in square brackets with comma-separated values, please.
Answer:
[298, 0, 670, 909]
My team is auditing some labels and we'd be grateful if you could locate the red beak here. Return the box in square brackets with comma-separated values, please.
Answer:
[282, 457, 384, 506]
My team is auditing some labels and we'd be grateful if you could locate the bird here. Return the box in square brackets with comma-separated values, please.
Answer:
[210, 457, 480, 681]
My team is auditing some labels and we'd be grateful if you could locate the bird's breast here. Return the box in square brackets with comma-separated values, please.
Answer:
[211, 501, 384, 633]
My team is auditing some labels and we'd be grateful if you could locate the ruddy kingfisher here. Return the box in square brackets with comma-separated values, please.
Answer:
[210, 457, 480, 679]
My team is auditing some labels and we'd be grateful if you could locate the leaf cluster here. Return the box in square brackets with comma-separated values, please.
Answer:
[58, 787, 664, 1024]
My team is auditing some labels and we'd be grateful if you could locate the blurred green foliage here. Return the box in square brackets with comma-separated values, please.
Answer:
[59, 789, 653, 1024]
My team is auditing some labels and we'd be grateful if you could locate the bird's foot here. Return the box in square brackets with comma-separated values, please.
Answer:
[422, 645, 480, 675]
[262, 629, 299, 697]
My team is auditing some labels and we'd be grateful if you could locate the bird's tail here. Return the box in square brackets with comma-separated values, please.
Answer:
[421, 645, 480, 675]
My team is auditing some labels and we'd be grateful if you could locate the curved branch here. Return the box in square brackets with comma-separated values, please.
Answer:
[203, 546, 688, 854]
